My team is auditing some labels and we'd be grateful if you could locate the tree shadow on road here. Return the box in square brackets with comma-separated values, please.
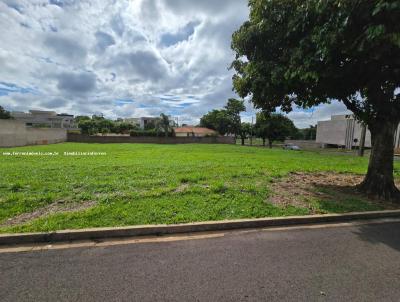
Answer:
[353, 221, 400, 252]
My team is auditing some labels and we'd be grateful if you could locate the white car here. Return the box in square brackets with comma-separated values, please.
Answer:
[283, 143, 301, 150]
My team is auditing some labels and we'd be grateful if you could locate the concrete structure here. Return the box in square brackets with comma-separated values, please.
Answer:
[316, 114, 400, 150]
[139, 117, 159, 129]
[123, 118, 140, 127]
[11, 110, 76, 129]
[0, 120, 67, 147]
[174, 127, 218, 137]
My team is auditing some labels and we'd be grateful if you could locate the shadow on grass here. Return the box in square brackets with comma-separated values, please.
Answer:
[269, 172, 399, 214]
[309, 184, 389, 213]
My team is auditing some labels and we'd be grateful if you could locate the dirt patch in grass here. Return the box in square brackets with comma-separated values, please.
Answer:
[1, 200, 97, 227]
[174, 183, 190, 193]
[269, 172, 400, 213]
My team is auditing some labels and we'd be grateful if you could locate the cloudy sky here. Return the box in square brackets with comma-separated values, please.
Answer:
[0, 0, 349, 127]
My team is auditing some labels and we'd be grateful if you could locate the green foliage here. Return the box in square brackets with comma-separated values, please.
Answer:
[78, 116, 137, 135]
[231, 0, 400, 197]
[231, 0, 400, 126]
[200, 109, 231, 135]
[115, 122, 138, 134]
[156, 113, 175, 137]
[0, 106, 12, 119]
[130, 129, 174, 137]
[74, 116, 91, 123]
[144, 120, 157, 130]
[298, 125, 317, 141]
[200, 99, 246, 136]
[255, 113, 298, 147]
[78, 119, 97, 135]
[225, 98, 246, 137]
[238, 122, 252, 145]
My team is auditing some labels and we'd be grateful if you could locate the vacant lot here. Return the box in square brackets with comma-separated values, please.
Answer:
[0, 143, 399, 233]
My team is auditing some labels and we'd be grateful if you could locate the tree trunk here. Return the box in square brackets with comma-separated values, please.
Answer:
[268, 139, 272, 148]
[241, 138, 245, 145]
[262, 138, 266, 147]
[358, 120, 400, 201]
[358, 124, 367, 157]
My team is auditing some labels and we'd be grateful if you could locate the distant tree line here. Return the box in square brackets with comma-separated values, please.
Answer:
[77, 113, 175, 137]
[199, 99, 314, 147]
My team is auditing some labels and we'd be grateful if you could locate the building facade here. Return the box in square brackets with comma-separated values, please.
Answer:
[316, 114, 400, 150]
[11, 110, 76, 129]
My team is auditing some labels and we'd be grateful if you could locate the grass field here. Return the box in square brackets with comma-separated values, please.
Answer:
[0, 143, 399, 233]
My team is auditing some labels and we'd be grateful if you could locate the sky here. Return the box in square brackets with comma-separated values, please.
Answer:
[0, 0, 350, 128]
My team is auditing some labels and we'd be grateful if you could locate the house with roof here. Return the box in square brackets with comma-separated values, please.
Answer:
[11, 110, 76, 129]
[174, 126, 218, 137]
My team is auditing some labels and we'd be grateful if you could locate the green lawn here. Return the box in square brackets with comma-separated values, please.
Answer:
[0, 143, 398, 233]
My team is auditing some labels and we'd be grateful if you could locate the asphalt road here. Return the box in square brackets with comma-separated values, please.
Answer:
[1, 221, 400, 302]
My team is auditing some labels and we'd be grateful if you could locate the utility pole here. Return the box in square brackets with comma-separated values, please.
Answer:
[358, 124, 367, 157]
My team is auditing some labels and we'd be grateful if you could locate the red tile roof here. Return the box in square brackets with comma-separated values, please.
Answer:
[174, 127, 217, 135]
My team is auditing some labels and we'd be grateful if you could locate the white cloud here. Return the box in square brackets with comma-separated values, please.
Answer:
[0, 0, 349, 126]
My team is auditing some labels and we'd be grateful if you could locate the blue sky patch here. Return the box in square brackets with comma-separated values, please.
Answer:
[114, 99, 134, 106]
[160, 21, 200, 47]
[7, 3, 23, 14]
[49, 0, 64, 7]
[0, 82, 37, 96]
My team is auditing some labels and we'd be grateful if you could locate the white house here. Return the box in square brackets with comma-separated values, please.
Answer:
[316, 114, 400, 150]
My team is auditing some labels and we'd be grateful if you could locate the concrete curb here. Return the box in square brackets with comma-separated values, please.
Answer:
[1, 210, 400, 246]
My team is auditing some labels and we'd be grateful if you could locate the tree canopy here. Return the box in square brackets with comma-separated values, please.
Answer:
[200, 110, 231, 135]
[78, 116, 137, 135]
[156, 113, 175, 137]
[255, 113, 297, 148]
[200, 99, 246, 136]
[231, 0, 400, 200]
[225, 98, 246, 137]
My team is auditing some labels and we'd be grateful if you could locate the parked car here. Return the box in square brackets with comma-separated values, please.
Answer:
[283, 143, 301, 150]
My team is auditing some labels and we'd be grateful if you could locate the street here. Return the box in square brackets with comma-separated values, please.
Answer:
[1, 220, 400, 302]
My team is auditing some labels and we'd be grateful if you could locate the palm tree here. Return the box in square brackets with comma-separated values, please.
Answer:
[157, 113, 174, 137]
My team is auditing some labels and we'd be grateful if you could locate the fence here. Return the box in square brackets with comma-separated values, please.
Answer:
[67, 133, 235, 144]
[284, 140, 321, 149]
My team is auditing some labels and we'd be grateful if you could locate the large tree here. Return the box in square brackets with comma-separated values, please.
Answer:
[256, 113, 297, 148]
[231, 0, 400, 200]
[200, 109, 230, 135]
[200, 99, 246, 136]
[239, 122, 252, 145]
[225, 98, 246, 138]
